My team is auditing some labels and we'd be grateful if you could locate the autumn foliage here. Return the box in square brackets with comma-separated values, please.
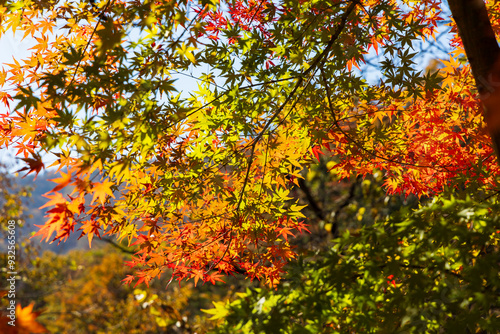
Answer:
[0, 302, 47, 334]
[0, 0, 499, 289]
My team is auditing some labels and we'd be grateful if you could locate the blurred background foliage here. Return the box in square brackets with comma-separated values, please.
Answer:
[1, 154, 500, 333]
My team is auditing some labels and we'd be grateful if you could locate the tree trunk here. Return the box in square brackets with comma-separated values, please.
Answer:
[448, 0, 500, 161]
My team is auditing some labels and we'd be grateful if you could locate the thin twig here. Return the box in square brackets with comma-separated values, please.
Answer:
[62, 0, 115, 95]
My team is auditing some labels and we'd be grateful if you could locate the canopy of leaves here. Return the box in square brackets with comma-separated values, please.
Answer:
[207, 195, 500, 333]
[0, 0, 499, 289]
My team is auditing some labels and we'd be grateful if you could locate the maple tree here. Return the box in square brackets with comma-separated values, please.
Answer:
[207, 195, 500, 333]
[1, 0, 500, 291]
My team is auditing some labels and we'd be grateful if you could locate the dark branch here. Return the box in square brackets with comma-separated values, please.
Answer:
[100, 237, 136, 254]
[448, 0, 500, 162]
[298, 178, 325, 221]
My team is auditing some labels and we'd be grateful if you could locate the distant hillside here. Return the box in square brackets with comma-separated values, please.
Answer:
[15, 170, 93, 254]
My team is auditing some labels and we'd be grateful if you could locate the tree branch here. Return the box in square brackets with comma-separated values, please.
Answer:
[298, 178, 325, 221]
[448, 0, 500, 162]
[100, 237, 136, 254]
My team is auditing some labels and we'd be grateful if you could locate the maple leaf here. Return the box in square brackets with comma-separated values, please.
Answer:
[201, 301, 230, 320]
[0, 303, 48, 334]
[383, 177, 400, 194]
[91, 180, 115, 205]
[122, 275, 135, 285]
[277, 227, 294, 242]
[16, 303, 48, 334]
[192, 269, 205, 286]
[295, 221, 311, 234]
[311, 145, 324, 162]
[39, 192, 67, 210]
[48, 170, 72, 192]
[16, 154, 44, 180]
[206, 271, 226, 284]
[79, 220, 101, 248]
[134, 275, 151, 288]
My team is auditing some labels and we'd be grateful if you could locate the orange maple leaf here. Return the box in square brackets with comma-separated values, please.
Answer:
[193, 269, 205, 286]
[206, 271, 225, 284]
[122, 275, 135, 285]
[48, 170, 72, 192]
[91, 180, 115, 204]
[0, 303, 48, 334]
[311, 145, 324, 162]
[79, 220, 101, 248]
[39, 192, 67, 210]
[277, 226, 294, 241]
